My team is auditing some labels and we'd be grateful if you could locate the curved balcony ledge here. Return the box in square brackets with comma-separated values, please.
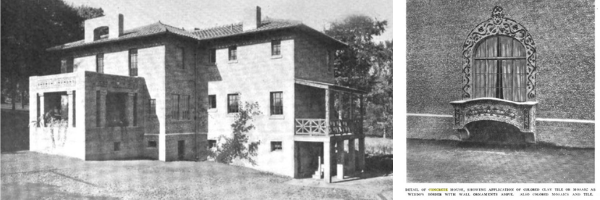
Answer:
[450, 98, 538, 134]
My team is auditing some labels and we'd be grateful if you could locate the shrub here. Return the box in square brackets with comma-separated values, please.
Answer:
[213, 102, 262, 165]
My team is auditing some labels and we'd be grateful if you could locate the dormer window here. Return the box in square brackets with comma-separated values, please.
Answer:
[93, 26, 109, 41]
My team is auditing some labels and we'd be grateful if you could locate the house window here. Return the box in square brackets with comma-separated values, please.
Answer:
[182, 95, 190, 120]
[129, 49, 138, 76]
[93, 26, 109, 41]
[171, 94, 180, 120]
[148, 141, 157, 148]
[133, 93, 137, 126]
[227, 93, 239, 113]
[148, 99, 156, 117]
[96, 53, 104, 73]
[61, 58, 74, 73]
[473, 36, 527, 102]
[271, 40, 281, 56]
[106, 92, 128, 127]
[114, 142, 121, 151]
[208, 140, 217, 149]
[228, 46, 237, 61]
[270, 92, 283, 115]
[96, 91, 101, 127]
[176, 46, 185, 69]
[271, 141, 282, 151]
[208, 95, 216, 109]
[209, 49, 216, 64]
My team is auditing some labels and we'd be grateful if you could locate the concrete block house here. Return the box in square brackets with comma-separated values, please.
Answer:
[407, 1, 594, 148]
[29, 7, 365, 182]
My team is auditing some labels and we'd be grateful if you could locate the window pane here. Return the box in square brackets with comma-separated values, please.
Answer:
[130, 49, 138, 76]
[229, 47, 237, 61]
[485, 37, 497, 57]
[208, 95, 216, 109]
[228, 94, 239, 113]
[272, 40, 281, 56]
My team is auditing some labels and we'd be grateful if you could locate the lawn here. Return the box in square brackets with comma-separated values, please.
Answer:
[2, 151, 392, 199]
[407, 139, 594, 183]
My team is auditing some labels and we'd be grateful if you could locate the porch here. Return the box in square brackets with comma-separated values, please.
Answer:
[293, 79, 366, 183]
[29, 71, 147, 160]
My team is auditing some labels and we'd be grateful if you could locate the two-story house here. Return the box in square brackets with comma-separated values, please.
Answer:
[29, 7, 365, 182]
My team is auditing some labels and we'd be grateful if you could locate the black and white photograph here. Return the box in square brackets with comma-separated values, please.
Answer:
[1, 0, 393, 199]
[406, 0, 594, 184]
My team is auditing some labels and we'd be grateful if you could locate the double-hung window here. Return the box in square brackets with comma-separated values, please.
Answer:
[228, 46, 237, 61]
[208, 95, 216, 109]
[129, 49, 138, 76]
[227, 94, 239, 113]
[96, 53, 104, 73]
[270, 92, 283, 115]
[473, 36, 527, 102]
[271, 40, 281, 56]
[171, 94, 180, 120]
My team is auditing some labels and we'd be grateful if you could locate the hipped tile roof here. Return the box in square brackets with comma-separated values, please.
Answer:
[48, 18, 342, 51]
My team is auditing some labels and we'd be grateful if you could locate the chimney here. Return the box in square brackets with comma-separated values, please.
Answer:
[243, 6, 261, 31]
[84, 14, 124, 43]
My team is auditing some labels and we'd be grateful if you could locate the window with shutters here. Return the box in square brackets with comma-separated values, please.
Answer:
[473, 36, 527, 102]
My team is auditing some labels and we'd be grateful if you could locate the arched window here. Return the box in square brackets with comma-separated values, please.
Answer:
[473, 36, 527, 102]
[93, 26, 109, 41]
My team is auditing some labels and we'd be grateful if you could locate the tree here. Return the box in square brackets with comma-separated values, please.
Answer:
[325, 15, 392, 138]
[1, 0, 103, 110]
[325, 15, 388, 92]
[213, 102, 262, 165]
[366, 41, 393, 138]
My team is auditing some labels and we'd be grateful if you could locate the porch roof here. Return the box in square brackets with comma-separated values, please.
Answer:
[294, 79, 366, 94]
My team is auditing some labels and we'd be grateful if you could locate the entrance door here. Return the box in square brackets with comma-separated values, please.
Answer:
[178, 140, 185, 160]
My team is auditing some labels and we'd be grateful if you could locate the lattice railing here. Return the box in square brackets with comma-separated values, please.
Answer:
[295, 119, 327, 136]
[295, 118, 360, 136]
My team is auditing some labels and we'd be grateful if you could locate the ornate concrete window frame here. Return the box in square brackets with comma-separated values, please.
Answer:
[461, 6, 537, 101]
[451, 6, 539, 143]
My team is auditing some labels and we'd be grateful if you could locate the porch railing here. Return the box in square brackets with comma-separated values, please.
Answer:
[295, 118, 361, 136]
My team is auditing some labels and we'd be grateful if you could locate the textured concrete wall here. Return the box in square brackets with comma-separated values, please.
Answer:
[161, 37, 205, 161]
[294, 84, 326, 119]
[407, 0, 594, 147]
[204, 37, 296, 177]
[294, 35, 335, 84]
[83, 72, 148, 160]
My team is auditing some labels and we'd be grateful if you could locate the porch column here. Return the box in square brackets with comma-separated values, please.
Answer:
[325, 89, 330, 135]
[348, 138, 356, 174]
[358, 94, 365, 171]
[336, 140, 345, 180]
[100, 90, 107, 127]
[67, 91, 74, 127]
[39, 93, 45, 125]
[323, 140, 333, 183]
[127, 93, 135, 127]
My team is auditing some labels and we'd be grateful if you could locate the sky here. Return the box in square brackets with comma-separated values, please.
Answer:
[64, 0, 393, 42]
